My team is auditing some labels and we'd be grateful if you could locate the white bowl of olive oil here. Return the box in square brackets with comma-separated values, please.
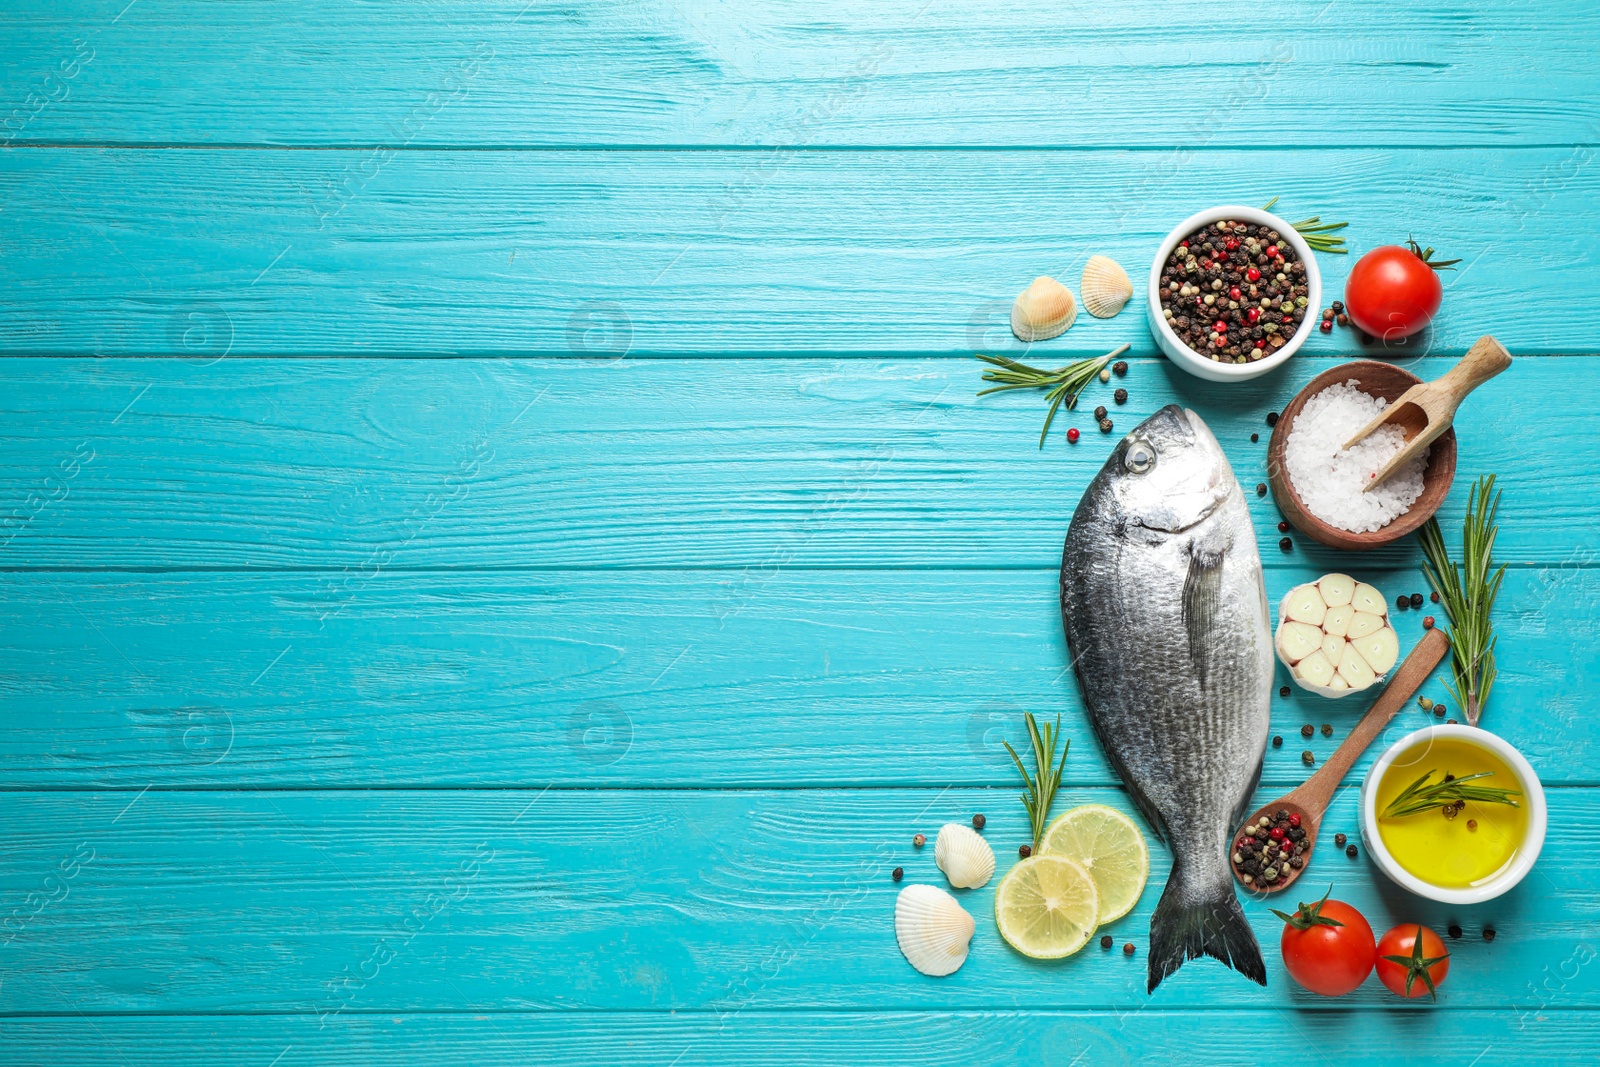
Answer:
[1361, 724, 1546, 905]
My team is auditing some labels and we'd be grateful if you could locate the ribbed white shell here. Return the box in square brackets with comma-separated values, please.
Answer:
[1010, 275, 1077, 341]
[934, 823, 995, 889]
[1080, 255, 1133, 318]
[894, 884, 975, 977]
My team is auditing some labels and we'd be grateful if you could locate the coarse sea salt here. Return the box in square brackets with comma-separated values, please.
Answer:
[1284, 380, 1428, 533]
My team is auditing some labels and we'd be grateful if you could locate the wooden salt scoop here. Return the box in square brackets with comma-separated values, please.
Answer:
[1229, 627, 1449, 895]
[1346, 335, 1511, 492]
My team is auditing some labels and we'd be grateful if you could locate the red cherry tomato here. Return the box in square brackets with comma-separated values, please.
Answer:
[1375, 924, 1451, 1000]
[1344, 239, 1460, 341]
[1274, 890, 1376, 997]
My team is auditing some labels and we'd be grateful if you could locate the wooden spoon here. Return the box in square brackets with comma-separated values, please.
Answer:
[1346, 335, 1511, 492]
[1230, 627, 1449, 895]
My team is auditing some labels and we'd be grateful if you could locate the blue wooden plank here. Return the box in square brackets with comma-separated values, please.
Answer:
[1, 148, 1598, 355]
[0, 566, 1587, 788]
[4, 1, 1600, 147]
[0, 356, 1590, 568]
[0, 1010, 1595, 1067]
[0, 786, 1591, 1013]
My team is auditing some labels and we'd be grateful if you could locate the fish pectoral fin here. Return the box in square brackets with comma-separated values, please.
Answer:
[1183, 543, 1225, 687]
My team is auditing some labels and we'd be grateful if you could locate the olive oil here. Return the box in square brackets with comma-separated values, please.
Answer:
[1375, 736, 1528, 888]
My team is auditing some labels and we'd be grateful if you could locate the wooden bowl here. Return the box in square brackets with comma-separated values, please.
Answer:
[1267, 361, 1457, 550]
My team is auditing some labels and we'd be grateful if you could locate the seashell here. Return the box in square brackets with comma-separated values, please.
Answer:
[934, 823, 995, 889]
[1010, 275, 1077, 341]
[894, 884, 975, 976]
[1080, 255, 1133, 319]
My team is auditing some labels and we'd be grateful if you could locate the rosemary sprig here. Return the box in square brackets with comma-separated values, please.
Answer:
[1420, 475, 1506, 727]
[1002, 712, 1067, 850]
[1381, 768, 1521, 820]
[1262, 196, 1349, 254]
[976, 343, 1130, 449]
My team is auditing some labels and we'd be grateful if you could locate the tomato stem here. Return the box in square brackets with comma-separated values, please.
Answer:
[1406, 235, 1463, 271]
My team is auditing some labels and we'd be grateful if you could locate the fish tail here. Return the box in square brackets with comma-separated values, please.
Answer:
[1147, 862, 1265, 993]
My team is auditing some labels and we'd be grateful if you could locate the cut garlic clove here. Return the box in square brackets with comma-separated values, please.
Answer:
[1338, 644, 1376, 690]
[1295, 649, 1335, 687]
[1323, 604, 1354, 638]
[1350, 627, 1400, 674]
[1328, 674, 1350, 690]
[1351, 582, 1388, 616]
[1347, 610, 1385, 640]
[1276, 620, 1323, 665]
[1318, 573, 1355, 608]
[1322, 633, 1346, 665]
[1283, 584, 1327, 627]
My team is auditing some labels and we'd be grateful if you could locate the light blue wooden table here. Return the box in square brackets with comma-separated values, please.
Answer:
[3, 2, 1598, 1063]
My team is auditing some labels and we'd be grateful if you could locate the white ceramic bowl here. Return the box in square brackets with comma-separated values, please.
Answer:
[1146, 205, 1322, 382]
[1360, 724, 1547, 905]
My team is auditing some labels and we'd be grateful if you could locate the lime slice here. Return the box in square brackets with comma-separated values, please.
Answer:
[1039, 804, 1150, 925]
[993, 854, 1099, 959]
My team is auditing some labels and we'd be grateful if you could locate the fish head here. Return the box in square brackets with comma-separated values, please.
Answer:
[1100, 405, 1234, 533]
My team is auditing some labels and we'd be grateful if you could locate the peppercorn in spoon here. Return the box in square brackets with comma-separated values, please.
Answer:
[1231, 627, 1449, 894]
[1346, 335, 1511, 492]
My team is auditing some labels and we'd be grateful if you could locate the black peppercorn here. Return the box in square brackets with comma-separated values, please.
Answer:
[1301, 750, 1315, 766]
[1301, 724, 1314, 737]
[1272, 735, 1283, 747]
[1018, 844, 1031, 858]
[1113, 388, 1128, 404]
[1396, 595, 1409, 611]
[972, 813, 986, 830]
[1321, 723, 1333, 738]
[1279, 685, 1291, 697]
[1099, 418, 1114, 433]
[1255, 483, 1267, 497]
[1484, 927, 1497, 942]
[1279, 537, 1293, 551]
[1331, 300, 1344, 313]
[1334, 833, 1347, 847]
[892, 866, 903, 881]
[1345, 844, 1358, 858]
[1266, 411, 1279, 427]
[1448, 924, 1462, 940]
[1410, 592, 1425, 608]
[1100, 934, 1114, 949]
[1094, 405, 1108, 420]
[1113, 361, 1128, 377]
[1251, 433, 1260, 443]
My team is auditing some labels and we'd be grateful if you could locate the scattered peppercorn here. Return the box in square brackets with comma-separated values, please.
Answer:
[1467, 819, 1478, 832]
[1435, 704, 1447, 718]
[1431, 591, 1441, 603]
[1321, 308, 1335, 321]
[1396, 595, 1409, 611]
[972, 813, 986, 830]
[1321, 723, 1333, 738]
[1067, 427, 1080, 444]
[1113, 361, 1128, 377]
[1101, 934, 1114, 949]
[1123, 942, 1136, 956]
[1331, 300, 1344, 313]
[1423, 615, 1435, 629]
[1302, 750, 1315, 766]
[1099, 418, 1114, 433]
[1280, 685, 1291, 697]
[1410, 592, 1425, 608]
[1447, 718, 1458, 724]
[1301, 724, 1314, 737]
[1099, 367, 1111, 383]
[1279, 537, 1293, 552]
[1336, 313, 1349, 326]
[892, 866, 904, 881]
[1273, 735, 1283, 747]
[913, 833, 926, 848]
[1277, 521, 1289, 532]
[1448, 924, 1462, 940]
[1319, 319, 1333, 333]
[1114, 388, 1128, 404]
[1484, 927, 1497, 942]
[1334, 833, 1347, 847]
[1266, 411, 1280, 427]
[1419, 697, 1434, 711]
[1252, 433, 1260, 444]
[1019, 844, 1032, 858]
[1255, 483, 1267, 497]
[1345, 844, 1358, 858]
[1094, 405, 1108, 420]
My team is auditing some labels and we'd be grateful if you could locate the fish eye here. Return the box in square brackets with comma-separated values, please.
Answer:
[1124, 440, 1156, 475]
